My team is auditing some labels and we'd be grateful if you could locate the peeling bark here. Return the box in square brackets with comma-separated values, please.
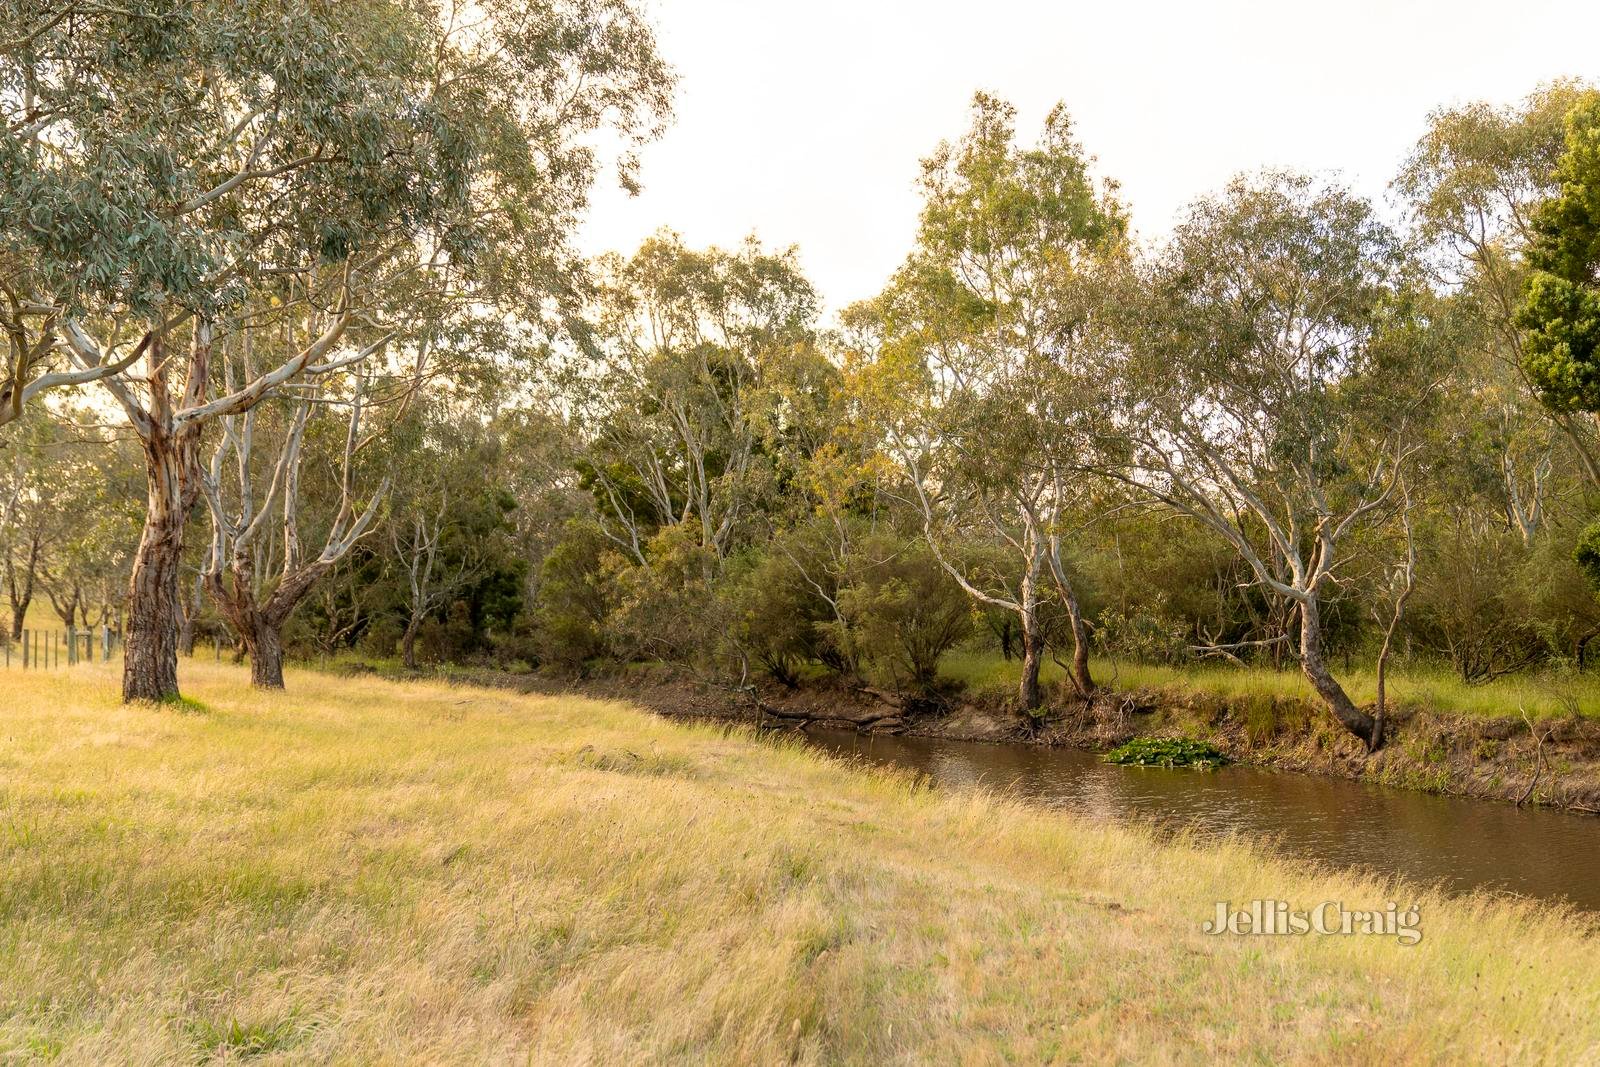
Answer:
[123, 436, 192, 700]
[123, 330, 205, 702]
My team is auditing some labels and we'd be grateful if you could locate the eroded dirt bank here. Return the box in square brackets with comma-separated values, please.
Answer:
[353, 664, 1600, 815]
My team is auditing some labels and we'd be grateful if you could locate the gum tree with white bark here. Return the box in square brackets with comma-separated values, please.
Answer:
[1106, 172, 1441, 750]
[197, 356, 389, 689]
[385, 402, 513, 670]
[0, 0, 671, 700]
[846, 94, 1126, 713]
[563, 233, 822, 567]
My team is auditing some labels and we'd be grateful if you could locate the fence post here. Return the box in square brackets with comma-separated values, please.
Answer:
[21, 629, 28, 669]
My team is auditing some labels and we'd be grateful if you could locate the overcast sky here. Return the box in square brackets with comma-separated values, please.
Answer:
[577, 0, 1600, 313]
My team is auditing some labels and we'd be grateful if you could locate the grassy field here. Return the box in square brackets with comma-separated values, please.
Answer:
[2, 662, 1598, 1063]
[940, 648, 1600, 719]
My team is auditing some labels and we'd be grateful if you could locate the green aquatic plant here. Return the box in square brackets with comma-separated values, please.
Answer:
[1104, 737, 1230, 770]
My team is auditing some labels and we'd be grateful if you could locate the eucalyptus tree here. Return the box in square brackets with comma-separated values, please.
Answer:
[848, 94, 1126, 711]
[491, 401, 602, 612]
[1398, 80, 1600, 498]
[0, 414, 52, 638]
[37, 413, 142, 635]
[564, 233, 823, 566]
[1518, 93, 1600, 415]
[198, 366, 388, 689]
[0, 0, 671, 700]
[385, 402, 516, 669]
[1108, 173, 1440, 750]
[0, 406, 139, 640]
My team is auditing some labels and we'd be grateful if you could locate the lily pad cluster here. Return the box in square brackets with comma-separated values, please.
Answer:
[1104, 737, 1230, 770]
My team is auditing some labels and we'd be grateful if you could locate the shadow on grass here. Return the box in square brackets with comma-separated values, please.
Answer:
[159, 693, 211, 715]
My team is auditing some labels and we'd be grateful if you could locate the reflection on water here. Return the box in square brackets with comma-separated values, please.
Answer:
[803, 729, 1600, 913]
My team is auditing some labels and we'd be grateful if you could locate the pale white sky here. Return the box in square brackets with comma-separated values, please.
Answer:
[578, 0, 1600, 312]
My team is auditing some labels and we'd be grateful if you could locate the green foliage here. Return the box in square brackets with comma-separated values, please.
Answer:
[1519, 95, 1600, 411]
[1520, 272, 1600, 411]
[1104, 737, 1230, 770]
[1406, 512, 1551, 683]
[605, 523, 721, 667]
[0, 0, 671, 317]
[831, 532, 972, 695]
[725, 532, 841, 687]
[566, 233, 828, 559]
[534, 521, 618, 672]
[1575, 521, 1600, 592]
[1093, 607, 1187, 665]
[185, 1015, 303, 1058]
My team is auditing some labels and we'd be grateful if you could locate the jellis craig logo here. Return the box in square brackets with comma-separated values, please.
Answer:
[1204, 900, 1422, 945]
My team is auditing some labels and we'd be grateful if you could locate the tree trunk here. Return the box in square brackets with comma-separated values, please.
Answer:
[1018, 608, 1043, 712]
[1046, 537, 1096, 699]
[249, 622, 285, 688]
[1057, 579, 1095, 699]
[1578, 630, 1597, 672]
[177, 571, 203, 656]
[212, 557, 334, 691]
[1298, 595, 1375, 746]
[7, 535, 39, 641]
[123, 432, 188, 702]
[991, 617, 1016, 661]
[122, 328, 205, 704]
[402, 619, 421, 670]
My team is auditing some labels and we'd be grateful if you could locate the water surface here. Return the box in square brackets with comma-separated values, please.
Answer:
[803, 728, 1600, 913]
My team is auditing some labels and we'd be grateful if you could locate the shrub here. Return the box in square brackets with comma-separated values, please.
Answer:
[606, 523, 722, 668]
[534, 520, 616, 672]
[724, 521, 866, 685]
[833, 532, 971, 695]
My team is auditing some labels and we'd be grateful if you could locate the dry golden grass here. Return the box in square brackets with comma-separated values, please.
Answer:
[1, 660, 1597, 1064]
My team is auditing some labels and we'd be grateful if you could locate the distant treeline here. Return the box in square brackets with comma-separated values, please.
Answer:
[3, 4, 1598, 756]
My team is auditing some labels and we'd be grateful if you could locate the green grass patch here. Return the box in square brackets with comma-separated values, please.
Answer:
[185, 1015, 305, 1058]
[938, 647, 1600, 719]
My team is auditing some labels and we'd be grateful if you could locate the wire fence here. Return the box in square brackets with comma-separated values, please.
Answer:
[1, 626, 122, 669]
[0, 629, 245, 670]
